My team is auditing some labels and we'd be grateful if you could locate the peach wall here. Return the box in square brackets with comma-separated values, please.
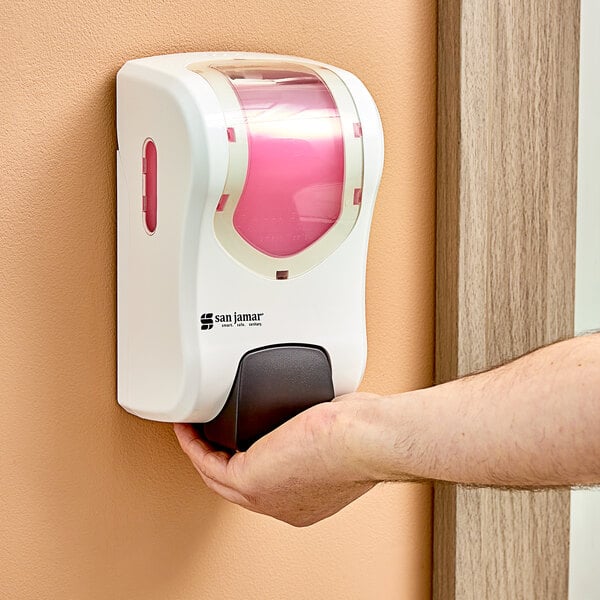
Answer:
[0, 1, 436, 599]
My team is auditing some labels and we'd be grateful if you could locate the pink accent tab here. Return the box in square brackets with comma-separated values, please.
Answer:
[353, 122, 363, 138]
[216, 194, 229, 212]
[276, 270, 289, 280]
[227, 127, 236, 142]
[143, 139, 157, 233]
[353, 188, 362, 205]
[217, 66, 345, 258]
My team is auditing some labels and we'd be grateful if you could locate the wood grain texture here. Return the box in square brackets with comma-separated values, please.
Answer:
[434, 1, 580, 598]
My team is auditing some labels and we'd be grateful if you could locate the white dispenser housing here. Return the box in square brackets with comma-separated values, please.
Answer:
[117, 52, 384, 449]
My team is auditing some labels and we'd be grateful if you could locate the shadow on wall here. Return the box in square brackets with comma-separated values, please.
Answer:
[8, 70, 230, 598]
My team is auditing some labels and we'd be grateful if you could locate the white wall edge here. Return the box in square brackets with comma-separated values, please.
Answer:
[568, 0, 600, 598]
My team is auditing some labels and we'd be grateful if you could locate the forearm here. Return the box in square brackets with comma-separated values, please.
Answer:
[346, 334, 600, 487]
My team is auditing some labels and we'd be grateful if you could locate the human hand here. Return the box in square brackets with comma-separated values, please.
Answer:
[174, 394, 381, 527]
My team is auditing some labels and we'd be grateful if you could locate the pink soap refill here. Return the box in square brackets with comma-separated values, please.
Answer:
[220, 67, 345, 258]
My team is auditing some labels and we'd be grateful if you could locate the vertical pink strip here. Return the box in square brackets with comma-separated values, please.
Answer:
[143, 140, 157, 233]
[216, 194, 229, 212]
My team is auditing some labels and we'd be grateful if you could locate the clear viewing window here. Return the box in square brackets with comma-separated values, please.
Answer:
[216, 65, 345, 258]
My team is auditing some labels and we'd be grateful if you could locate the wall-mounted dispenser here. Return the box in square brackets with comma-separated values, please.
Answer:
[117, 52, 384, 450]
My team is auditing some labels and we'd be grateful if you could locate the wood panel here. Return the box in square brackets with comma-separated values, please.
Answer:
[434, 1, 580, 598]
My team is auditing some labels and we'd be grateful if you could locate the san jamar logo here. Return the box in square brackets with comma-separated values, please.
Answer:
[200, 313, 214, 330]
[201, 311, 264, 331]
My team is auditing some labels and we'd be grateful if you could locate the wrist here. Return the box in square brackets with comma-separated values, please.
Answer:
[333, 391, 432, 483]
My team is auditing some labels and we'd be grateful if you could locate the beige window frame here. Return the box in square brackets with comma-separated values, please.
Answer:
[189, 61, 364, 279]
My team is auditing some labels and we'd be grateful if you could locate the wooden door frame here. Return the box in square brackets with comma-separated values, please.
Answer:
[433, 1, 580, 598]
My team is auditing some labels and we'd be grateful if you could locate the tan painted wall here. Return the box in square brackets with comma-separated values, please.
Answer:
[0, 1, 436, 598]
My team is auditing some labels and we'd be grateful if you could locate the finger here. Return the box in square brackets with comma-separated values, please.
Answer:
[173, 423, 203, 448]
[197, 471, 251, 507]
[173, 423, 230, 460]
[173, 423, 233, 484]
[174, 425, 249, 502]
